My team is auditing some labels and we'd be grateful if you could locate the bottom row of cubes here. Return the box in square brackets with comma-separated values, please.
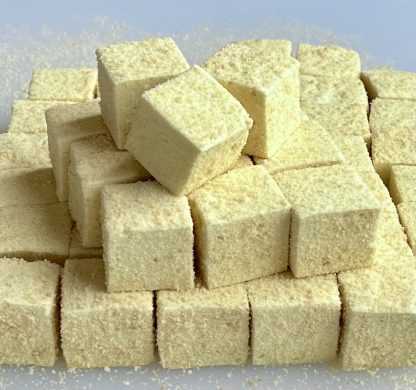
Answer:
[0, 256, 414, 371]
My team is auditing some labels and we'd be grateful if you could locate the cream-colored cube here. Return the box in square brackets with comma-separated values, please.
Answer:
[361, 68, 416, 101]
[300, 75, 368, 109]
[370, 98, 416, 183]
[126, 65, 251, 195]
[338, 255, 416, 370]
[204, 44, 301, 158]
[301, 102, 370, 143]
[274, 166, 381, 277]
[0, 202, 71, 263]
[0, 258, 61, 367]
[0, 133, 51, 170]
[253, 116, 344, 174]
[69, 225, 102, 259]
[297, 43, 361, 79]
[68, 134, 150, 248]
[96, 38, 189, 149]
[234, 39, 292, 56]
[102, 181, 194, 292]
[61, 258, 155, 368]
[189, 166, 290, 289]
[335, 136, 374, 172]
[0, 167, 57, 207]
[46, 100, 108, 201]
[8, 100, 72, 134]
[28, 68, 97, 102]
[389, 165, 416, 204]
[397, 202, 416, 255]
[247, 273, 340, 365]
[157, 282, 249, 369]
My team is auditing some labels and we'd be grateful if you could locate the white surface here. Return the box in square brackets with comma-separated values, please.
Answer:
[0, 1, 415, 389]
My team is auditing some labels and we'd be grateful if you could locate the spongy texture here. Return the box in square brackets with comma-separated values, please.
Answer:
[0, 258, 61, 366]
[0, 133, 51, 169]
[0, 167, 57, 207]
[29, 68, 97, 102]
[297, 43, 361, 79]
[397, 202, 416, 254]
[389, 165, 416, 204]
[370, 98, 416, 183]
[102, 181, 195, 292]
[361, 68, 416, 100]
[254, 117, 344, 174]
[335, 136, 374, 172]
[126, 65, 252, 195]
[0, 202, 72, 262]
[190, 165, 291, 289]
[61, 258, 155, 368]
[246, 272, 340, 365]
[157, 282, 249, 369]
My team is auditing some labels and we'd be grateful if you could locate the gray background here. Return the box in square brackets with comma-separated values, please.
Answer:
[0, 0, 415, 389]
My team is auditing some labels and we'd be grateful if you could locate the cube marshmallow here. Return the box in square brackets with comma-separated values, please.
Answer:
[389, 165, 416, 204]
[397, 202, 416, 255]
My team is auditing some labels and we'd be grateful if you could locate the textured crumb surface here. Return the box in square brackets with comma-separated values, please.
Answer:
[126, 65, 251, 195]
[61, 258, 155, 368]
[68, 225, 102, 259]
[301, 102, 370, 142]
[361, 68, 416, 100]
[247, 272, 340, 365]
[389, 165, 416, 204]
[370, 98, 416, 183]
[46, 100, 108, 201]
[253, 117, 344, 174]
[8, 100, 72, 134]
[96, 37, 189, 149]
[335, 136, 374, 172]
[0, 167, 57, 207]
[190, 165, 290, 288]
[397, 202, 416, 254]
[157, 282, 249, 369]
[0, 133, 51, 169]
[29, 68, 97, 102]
[102, 181, 194, 292]
[0, 202, 72, 262]
[297, 43, 361, 79]
[274, 166, 381, 277]
[204, 43, 301, 157]
[0, 257, 61, 367]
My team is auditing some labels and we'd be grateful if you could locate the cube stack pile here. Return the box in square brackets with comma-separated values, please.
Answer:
[0, 37, 415, 372]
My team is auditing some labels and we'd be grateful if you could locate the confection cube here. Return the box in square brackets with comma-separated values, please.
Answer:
[0, 167, 57, 207]
[28, 68, 97, 102]
[157, 282, 249, 368]
[69, 225, 102, 259]
[296, 43, 361, 79]
[338, 255, 416, 370]
[0, 133, 51, 169]
[233, 38, 292, 56]
[8, 100, 72, 134]
[0, 202, 71, 262]
[96, 37, 189, 149]
[253, 116, 344, 174]
[68, 134, 150, 247]
[361, 68, 416, 101]
[61, 259, 155, 368]
[300, 75, 368, 109]
[397, 202, 416, 255]
[204, 44, 301, 158]
[102, 181, 194, 292]
[46, 100, 108, 201]
[126, 65, 251, 195]
[301, 102, 370, 143]
[0, 258, 61, 366]
[335, 136, 374, 172]
[389, 165, 416, 204]
[370, 98, 416, 183]
[274, 166, 381, 277]
[189, 166, 290, 289]
[246, 273, 340, 365]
